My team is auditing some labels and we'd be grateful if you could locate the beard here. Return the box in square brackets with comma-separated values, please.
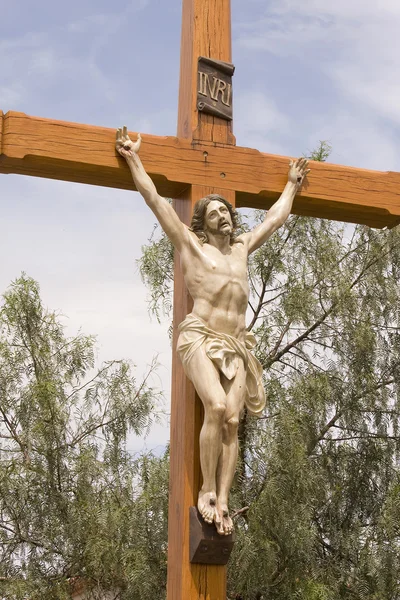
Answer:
[206, 220, 232, 237]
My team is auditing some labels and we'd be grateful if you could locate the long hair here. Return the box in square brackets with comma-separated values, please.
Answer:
[189, 194, 239, 244]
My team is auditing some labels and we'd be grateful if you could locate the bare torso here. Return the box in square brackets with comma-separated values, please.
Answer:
[115, 127, 309, 535]
[180, 230, 249, 340]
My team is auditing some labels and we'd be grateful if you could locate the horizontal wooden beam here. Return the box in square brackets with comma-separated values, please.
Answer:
[1, 111, 400, 228]
[0, 111, 188, 198]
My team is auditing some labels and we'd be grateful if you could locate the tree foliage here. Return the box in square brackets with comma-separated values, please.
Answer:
[0, 275, 167, 600]
[139, 208, 174, 322]
[4, 140, 400, 599]
[137, 143, 400, 599]
[228, 217, 400, 599]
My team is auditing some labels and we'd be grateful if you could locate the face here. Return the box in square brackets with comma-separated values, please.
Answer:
[204, 200, 233, 236]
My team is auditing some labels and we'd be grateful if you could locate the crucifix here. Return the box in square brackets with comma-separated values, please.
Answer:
[1, 1, 400, 599]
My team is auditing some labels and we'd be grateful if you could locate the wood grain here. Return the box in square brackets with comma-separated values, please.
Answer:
[167, 3, 237, 597]
[1, 111, 399, 227]
[177, 0, 235, 144]
[167, 185, 232, 600]
[1, 0, 397, 598]
[2, 1, 397, 599]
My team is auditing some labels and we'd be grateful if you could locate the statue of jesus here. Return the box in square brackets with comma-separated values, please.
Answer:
[116, 126, 310, 536]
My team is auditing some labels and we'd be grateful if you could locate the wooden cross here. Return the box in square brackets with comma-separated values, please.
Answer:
[1, 1, 400, 599]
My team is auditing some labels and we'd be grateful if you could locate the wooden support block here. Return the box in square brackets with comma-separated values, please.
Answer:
[189, 507, 235, 565]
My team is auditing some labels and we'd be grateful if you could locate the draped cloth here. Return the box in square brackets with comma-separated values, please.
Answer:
[176, 313, 265, 417]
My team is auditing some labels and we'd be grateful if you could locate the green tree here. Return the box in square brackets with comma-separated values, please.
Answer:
[0, 275, 168, 600]
[4, 141, 400, 600]
[138, 142, 400, 599]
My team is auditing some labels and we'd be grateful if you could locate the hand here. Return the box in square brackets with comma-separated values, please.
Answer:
[116, 126, 142, 159]
[288, 157, 310, 187]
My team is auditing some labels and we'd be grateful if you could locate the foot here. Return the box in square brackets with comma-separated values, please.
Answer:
[198, 490, 217, 524]
[215, 502, 234, 536]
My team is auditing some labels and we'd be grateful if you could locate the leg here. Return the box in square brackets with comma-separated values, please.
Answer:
[215, 359, 246, 535]
[182, 344, 228, 525]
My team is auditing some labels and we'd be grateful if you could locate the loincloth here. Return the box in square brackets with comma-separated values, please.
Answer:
[177, 313, 265, 416]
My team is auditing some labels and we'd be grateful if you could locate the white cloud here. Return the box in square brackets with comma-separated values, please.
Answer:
[234, 91, 290, 154]
[0, 174, 172, 453]
[0, 84, 24, 106]
[237, 1, 400, 126]
[5, 0, 400, 457]
[308, 110, 400, 171]
[0, 21, 120, 120]
[233, 0, 400, 171]
[266, 0, 400, 21]
[67, 14, 114, 33]
[235, 91, 288, 134]
[125, 0, 150, 14]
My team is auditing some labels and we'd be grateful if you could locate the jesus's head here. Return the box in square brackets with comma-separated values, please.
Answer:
[190, 194, 239, 244]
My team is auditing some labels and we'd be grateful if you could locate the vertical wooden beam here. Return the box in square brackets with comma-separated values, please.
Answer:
[177, 0, 235, 145]
[168, 1, 235, 598]
[167, 186, 235, 600]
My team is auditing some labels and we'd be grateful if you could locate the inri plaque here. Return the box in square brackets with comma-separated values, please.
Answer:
[197, 57, 235, 121]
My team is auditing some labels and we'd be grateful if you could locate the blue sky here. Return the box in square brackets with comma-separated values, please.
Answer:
[1, 0, 400, 451]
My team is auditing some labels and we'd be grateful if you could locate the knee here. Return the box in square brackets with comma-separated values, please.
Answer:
[206, 402, 226, 422]
[223, 415, 240, 439]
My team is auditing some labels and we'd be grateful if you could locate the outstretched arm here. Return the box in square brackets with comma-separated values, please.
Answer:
[243, 158, 310, 254]
[116, 126, 188, 251]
